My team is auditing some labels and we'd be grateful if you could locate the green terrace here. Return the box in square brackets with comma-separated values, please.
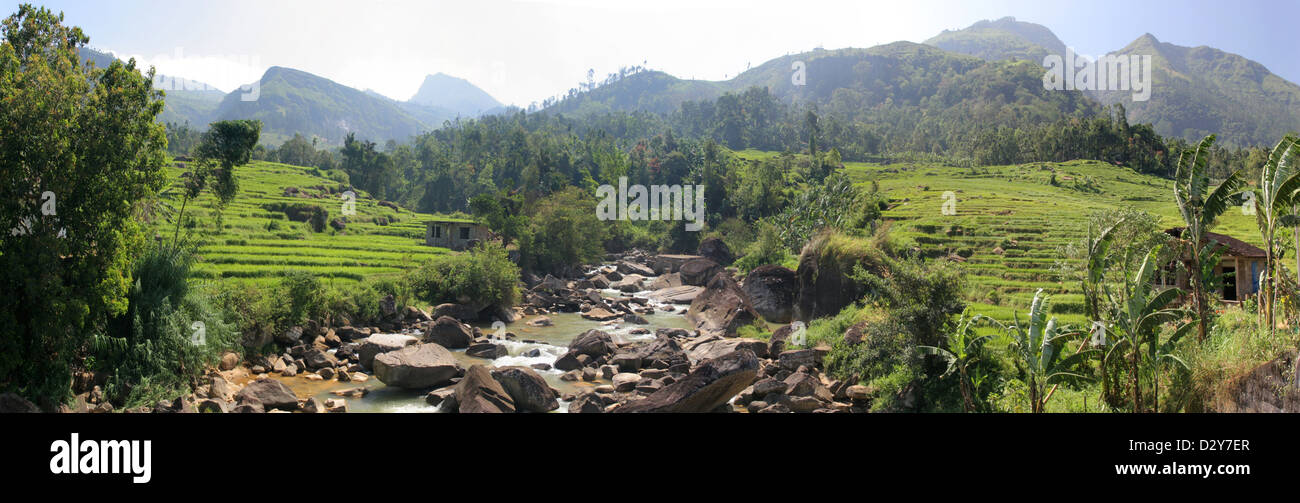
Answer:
[162, 160, 466, 285]
[733, 151, 1261, 326]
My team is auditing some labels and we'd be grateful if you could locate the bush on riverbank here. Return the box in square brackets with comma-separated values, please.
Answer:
[407, 242, 520, 309]
[93, 245, 239, 408]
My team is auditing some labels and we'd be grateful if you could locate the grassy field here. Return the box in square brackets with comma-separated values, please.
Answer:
[161, 160, 468, 286]
[734, 150, 1262, 326]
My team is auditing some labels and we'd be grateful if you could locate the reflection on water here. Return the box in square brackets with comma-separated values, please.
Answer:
[276, 289, 695, 413]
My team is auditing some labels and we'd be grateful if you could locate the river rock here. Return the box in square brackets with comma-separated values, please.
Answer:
[454, 365, 516, 413]
[491, 366, 559, 413]
[219, 351, 240, 371]
[686, 272, 763, 337]
[372, 343, 461, 389]
[617, 261, 655, 277]
[433, 303, 479, 321]
[615, 349, 759, 413]
[697, 237, 734, 266]
[234, 380, 299, 411]
[423, 316, 473, 349]
[302, 347, 339, 370]
[612, 373, 640, 392]
[685, 335, 769, 363]
[610, 274, 646, 293]
[466, 342, 507, 359]
[358, 333, 418, 370]
[581, 308, 621, 321]
[276, 326, 304, 346]
[741, 265, 798, 323]
[648, 272, 683, 290]
[651, 254, 700, 274]
[679, 258, 723, 287]
[646, 285, 704, 304]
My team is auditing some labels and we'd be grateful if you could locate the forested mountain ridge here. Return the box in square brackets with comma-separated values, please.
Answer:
[923, 16, 1067, 63]
[921, 20, 1300, 147]
[1092, 34, 1300, 147]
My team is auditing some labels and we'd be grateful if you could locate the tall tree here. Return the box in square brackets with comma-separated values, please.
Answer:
[1172, 135, 1245, 341]
[0, 5, 168, 403]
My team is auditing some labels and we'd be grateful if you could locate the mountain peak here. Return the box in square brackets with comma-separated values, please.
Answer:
[409, 73, 502, 117]
[924, 16, 1066, 62]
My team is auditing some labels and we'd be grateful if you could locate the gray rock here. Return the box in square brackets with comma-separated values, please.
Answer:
[491, 366, 559, 413]
[234, 380, 299, 411]
[615, 349, 759, 413]
[372, 343, 461, 389]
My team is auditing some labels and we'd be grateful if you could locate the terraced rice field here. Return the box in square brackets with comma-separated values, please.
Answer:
[162, 160, 468, 285]
[736, 151, 1261, 326]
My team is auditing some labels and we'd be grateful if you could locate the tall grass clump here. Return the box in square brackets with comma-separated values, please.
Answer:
[93, 245, 238, 408]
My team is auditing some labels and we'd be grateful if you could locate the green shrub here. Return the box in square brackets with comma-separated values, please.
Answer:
[94, 246, 239, 408]
[407, 242, 520, 309]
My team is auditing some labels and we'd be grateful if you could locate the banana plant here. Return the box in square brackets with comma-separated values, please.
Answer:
[988, 289, 1096, 413]
[1252, 134, 1300, 336]
[918, 308, 994, 412]
[1100, 245, 1192, 413]
[1173, 135, 1245, 342]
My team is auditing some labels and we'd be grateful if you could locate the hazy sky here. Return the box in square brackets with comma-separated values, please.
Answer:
[12, 0, 1300, 106]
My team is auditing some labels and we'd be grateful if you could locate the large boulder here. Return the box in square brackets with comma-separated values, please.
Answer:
[741, 265, 798, 323]
[651, 254, 701, 274]
[617, 261, 655, 277]
[358, 333, 418, 370]
[686, 272, 763, 337]
[454, 365, 516, 413]
[685, 335, 769, 363]
[648, 272, 683, 290]
[794, 234, 889, 321]
[302, 347, 339, 370]
[611, 334, 688, 371]
[679, 258, 723, 287]
[697, 237, 734, 266]
[433, 303, 480, 321]
[491, 366, 559, 413]
[423, 316, 473, 349]
[0, 392, 40, 413]
[234, 380, 299, 411]
[554, 329, 616, 371]
[615, 349, 759, 413]
[646, 285, 704, 304]
[609, 274, 646, 293]
[372, 343, 462, 389]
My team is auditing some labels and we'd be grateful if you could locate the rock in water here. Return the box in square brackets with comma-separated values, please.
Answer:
[358, 333, 418, 370]
[615, 349, 759, 413]
[423, 316, 473, 349]
[455, 365, 516, 413]
[686, 272, 763, 337]
[646, 285, 704, 304]
[491, 366, 559, 413]
[234, 380, 299, 411]
[372, 343, 461, 389]
[697, 237, 734, 266]
[741, 265, 798, 323]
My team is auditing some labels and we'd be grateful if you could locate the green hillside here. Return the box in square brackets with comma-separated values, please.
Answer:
[734, 150, 1260, 325]
[210, 66, 431, 146]
[164, 159, 465, 285]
